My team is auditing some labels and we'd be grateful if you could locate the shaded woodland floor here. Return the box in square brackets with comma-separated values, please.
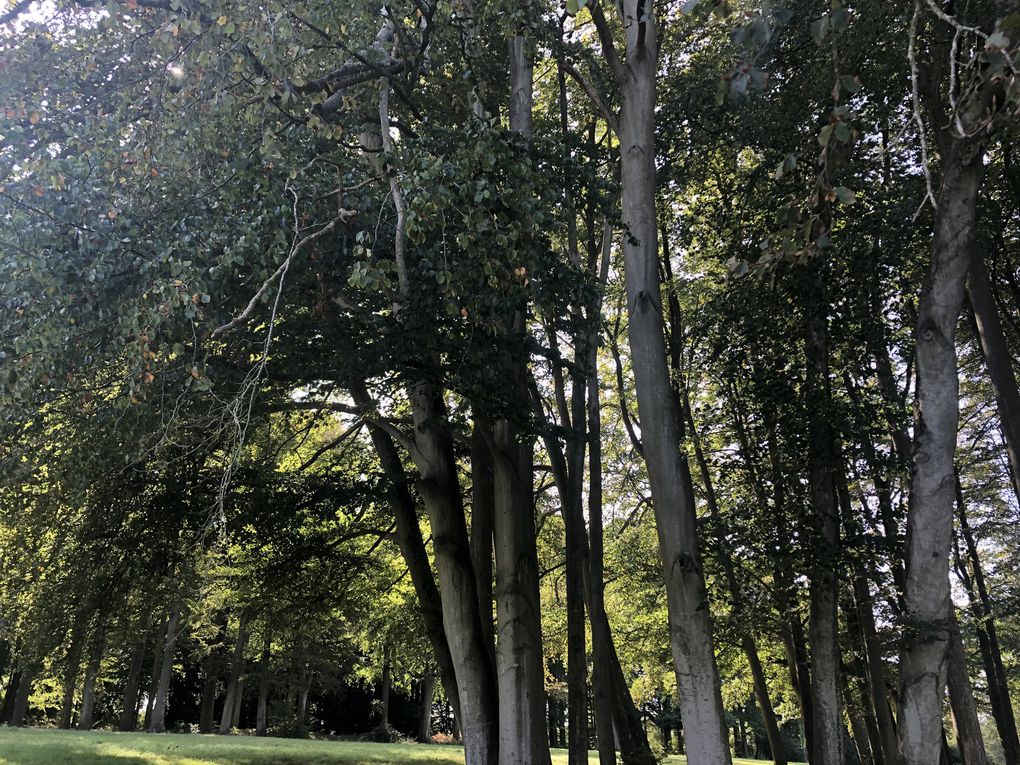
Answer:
[0, 728, 802, 765]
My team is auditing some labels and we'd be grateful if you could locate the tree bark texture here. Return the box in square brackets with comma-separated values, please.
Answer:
[899, 139, 984, 765]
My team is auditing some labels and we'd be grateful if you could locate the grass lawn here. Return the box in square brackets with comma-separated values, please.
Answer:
[0, 727, 794, 765]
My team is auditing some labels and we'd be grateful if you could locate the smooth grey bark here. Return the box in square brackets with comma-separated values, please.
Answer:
[969, 251, 1020, 500]
[946, 612, 989, 765]
[219, 609, 252, 734]
[487, 30, 550, 765]
[350, 378, 464, 727]
[898, 138, 984, 765]
[147, 601, 181, 733]
[407, 381, 499, 765]
[120, 635, 147, 731]
[591, 0, 730, 759]
[77, 629, 106, 730]
[143, 613, 167, 730]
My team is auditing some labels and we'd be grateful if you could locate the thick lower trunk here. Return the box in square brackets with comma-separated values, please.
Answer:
[2, 668, 22, 723]
[219, 610, 252, 734]
[946, 613, 989, 765]
[490, 414, 550, 765]
[899, 140, 984, 765]
[120, 636, 147, 731]
[614, 21, 729, 762]
[350, 379, 464, 727]
[147, 601, 181, 733]
[408, 382, 499, 765]
[77, 630, 106, 730]
[419, 670, 436, 743]
[10, 665, 33, 727]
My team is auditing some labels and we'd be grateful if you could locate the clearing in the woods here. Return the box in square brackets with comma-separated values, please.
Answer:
[0, 728, 801, 765]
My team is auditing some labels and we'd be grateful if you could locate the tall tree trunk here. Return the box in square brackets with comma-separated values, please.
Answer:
[852, 568, 898, 764]
[120, 635, 147, 731]
[219, 609, 252, 735]
[419, 669, 436, 743]
[594, 0, 730, 758]
[256, 631, 271, 737]
[804, 269, 844, 765]
[407, 381, 499, 765]
[147, 600, 181, 733]
[350, 378, 464, 728]
[946, 612, 989, 765]
[968, 251, 1020, 500]
[488, 30, 550, 765]
[587, 225, 623, 765]
[77, 628, 106, 730]
[898, 138, 984, 765]
[232, 678, 244, 728]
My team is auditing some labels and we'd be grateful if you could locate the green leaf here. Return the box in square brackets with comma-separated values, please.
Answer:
[811, 14, 829, 46]
[818, 124, 834, 146]
[834, 186, 856, 204]
[565, 0, 579, 16]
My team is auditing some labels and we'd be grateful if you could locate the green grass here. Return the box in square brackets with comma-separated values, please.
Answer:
[0, 727, 787, 765]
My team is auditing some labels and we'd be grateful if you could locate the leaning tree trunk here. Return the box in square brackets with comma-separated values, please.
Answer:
[77, 629, 107, 730]
[601, 0, 731, 759]
[946, 611, 989, 765]
[219, 609, 252, 734]
[120, 635, 147, 731]
[147, 601, 181, 734]
[9, 663, 34, 726]
[898, 138, 984, 765]
[407, 381, 500, 765]
[350, 378, 464, 727]
[969, 251, 1020, 501]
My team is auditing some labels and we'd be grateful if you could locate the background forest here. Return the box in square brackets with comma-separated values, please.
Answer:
[0, 0, 1019, 764]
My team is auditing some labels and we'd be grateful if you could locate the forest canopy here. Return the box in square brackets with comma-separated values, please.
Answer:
[0, 1, 1019, 764]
